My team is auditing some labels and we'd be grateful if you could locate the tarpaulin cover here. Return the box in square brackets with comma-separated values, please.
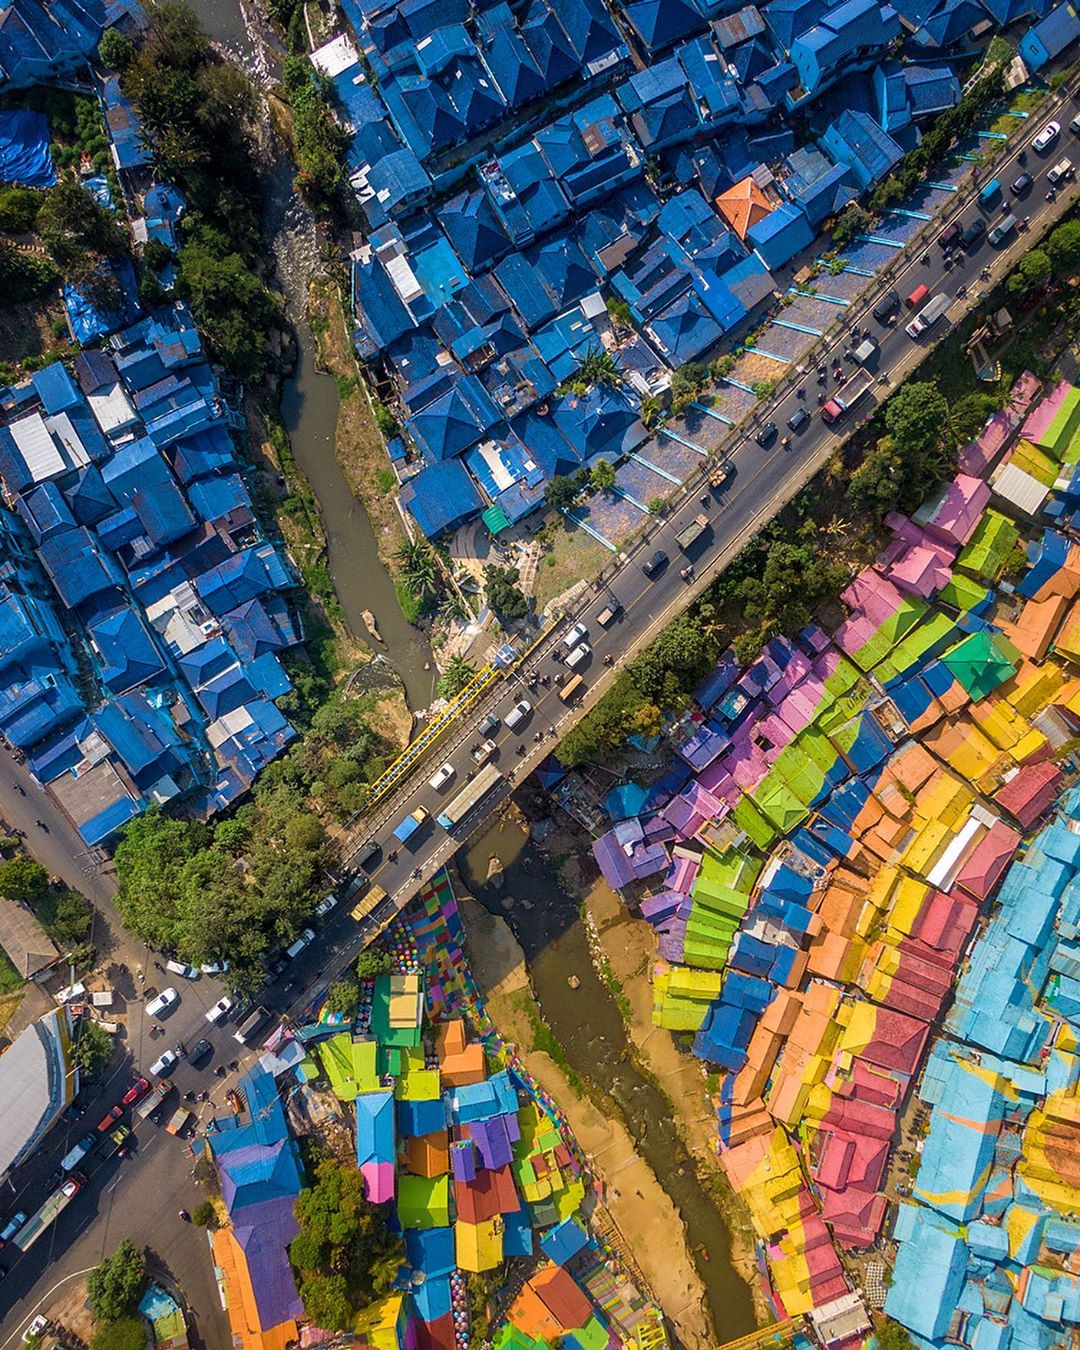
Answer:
[63, 258, 142, 343]
[83, 173, 114, 209]
[0, 109, 55, 188]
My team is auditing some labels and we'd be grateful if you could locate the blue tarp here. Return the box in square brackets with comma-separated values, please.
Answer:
[64, 258, 142, 344]
[0, 108, 55, 188]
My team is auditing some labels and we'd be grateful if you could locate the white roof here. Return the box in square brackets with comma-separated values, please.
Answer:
[87, 383, 137, 437]
[0, 1010, 71, 1177]
[992, 461, 1049, 518]
[44, 412, 91, 471]
[9, 412, 64, 482]
[311, 32, 360, 79]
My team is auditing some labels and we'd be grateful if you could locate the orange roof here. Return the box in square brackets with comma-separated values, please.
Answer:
[408, 1131, 450, 1177]
[715, 177, 772, 239]
[1003, 594, 1068, 661]
[436, 1019, 486, 1086]
[211, 1228, 298, 1350]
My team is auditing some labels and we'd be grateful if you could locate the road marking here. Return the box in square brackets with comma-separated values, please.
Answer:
[1, 1267, 96, 1349]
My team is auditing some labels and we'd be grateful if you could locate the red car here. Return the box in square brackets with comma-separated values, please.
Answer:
[96, 1104, 123, 1133]
[121, 1077, 149, 1107]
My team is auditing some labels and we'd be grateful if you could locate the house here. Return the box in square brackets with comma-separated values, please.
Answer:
[789, 0, 901, 97]
[1019, 0, 1080, 69]
[748, 200, 814, 269]
[820, 108, 903, 189]
[0, 903, 59, 980]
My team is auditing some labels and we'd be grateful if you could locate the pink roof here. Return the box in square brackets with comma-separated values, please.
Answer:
[1022, 377, 1071, 446]
[833, 613, 878, 659]
[953, 820, 1022, 900]
[824, 1095, 896, 1141]
[885, 543, 952, 599]
[859, 1006, 930, 1077]
[841, 569, 906, 625]
[664, 849, 703, 894]
[994, 761, 1063, 830]
[958, 411, 1015, 476]
[919, 474, 992, 546]
[360, 1160, 395, 1204]
[1007, 371, 1043, 421]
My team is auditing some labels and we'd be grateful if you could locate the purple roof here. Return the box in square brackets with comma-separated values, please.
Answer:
[593, 818, 671, 889]
[451, 1140, 477, 1182]
[232, 1194, 304, 1329]
[469, 1113, 520, 1170]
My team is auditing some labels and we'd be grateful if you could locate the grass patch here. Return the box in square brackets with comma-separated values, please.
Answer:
[510, 989, 585, 1095]
[0, 948, 24, 996]
[532, 528, 612, 610]
[375, 468, 396, 493]
[394, 580, 427, 625]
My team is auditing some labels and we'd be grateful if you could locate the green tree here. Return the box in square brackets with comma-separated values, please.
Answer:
[192, 1201, 220, 1229]
[629, 614, 715, 704]
[0, 187, 45, 232]
[876, 1322, 915, 1350]
[436, 655, 476, 699]
[0, 857, 49, 905]
[114, 808, 207, 950]
[98, 27, 135, 70]
[176, 240, 277, 379]
[670, 363, 708, 408]
[0, 240, 57, 302]
[883, 381, 950, 454]
[325, 977, 360, 1014]
[577, 346, 622, 387]
[544, 475, 581, 512]
[483, 565, 528, 621]
[91, 1320, 146, 1350]
[356, 949, 391, 981]
[291, 1158, 405, 1327]
[1048, 219, 1080, 273]
[590, 459, 617, 492]
[87, 1239, 146, 1323]
[394, 542, 439, 601]
[1007, 248, 1051, 296]
[72, 1019, 114, 1079]
[36, 887, 93, 946]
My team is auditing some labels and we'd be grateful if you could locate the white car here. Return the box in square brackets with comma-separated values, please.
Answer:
[1033, 120, 1061, 152]
[165, 960, 199, 980]
[206, 996, 235, 1024]
[429, 762, 455, 791]
[200, 960, 230, 975]
[315, 892, 338, 917]
[563, 621, 588, 650]
[146, 987, 179, 1019]
[149, 1048, 178, 1077]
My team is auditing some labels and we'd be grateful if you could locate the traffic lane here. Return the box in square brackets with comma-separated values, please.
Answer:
[0, 1096, 227, 1345]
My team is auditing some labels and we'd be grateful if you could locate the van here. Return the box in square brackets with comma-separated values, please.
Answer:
[165, 960, 198, 980]
[905, 283, 929, 310]
[559, 674, 585, 703]
[905, 292, 951, 338]
[872, 289, 900, 322]
[315, 892, 338, 918]
[988, 214, 1017, 246]
[285, 928, 315, 960]
[961, 218, 986, 250]
[978, 178, 1001, 207]
[504, 700, 532, 731]
[938, 221, 962, 250]
[234, 1005, 272, 1045]
[565, 642, 591, 670]
[60, 1134, 97, 1173]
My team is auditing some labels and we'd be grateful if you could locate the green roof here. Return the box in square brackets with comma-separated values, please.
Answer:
[872, 611, 957, 685]
[939, 630, 1019, 700]
[938, 573, 990, 612]
[732, 794, 777, 849]
[483, 504, 512, 535]
[398, 1174, 450, 1229]
[320, 1035, 380, 1101]
[958, 509, 1020, 582]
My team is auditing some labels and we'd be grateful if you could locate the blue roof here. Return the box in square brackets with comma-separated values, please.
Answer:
[884, 1204, 969, 1342]
[401, 459, 483, 538]
[89, 607, 166, 695]
[356, 1089, 396, 1169]
[624, 0, 702, 49]
[437, 190, 511, 273]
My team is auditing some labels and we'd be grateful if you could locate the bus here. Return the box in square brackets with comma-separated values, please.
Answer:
[436, 763, 504, 831]
[14, 1176, 83, 1251]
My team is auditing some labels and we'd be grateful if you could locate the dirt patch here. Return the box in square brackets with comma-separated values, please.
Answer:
[460, 896, 716, 1350]
[308, 277, 409, 569]
[533, 527, 614, 611]
[733, 349, 787, 388]
[43, 1274, 95, 1345]
[0, 296, 72, 374]
[368, 691, 413, 748]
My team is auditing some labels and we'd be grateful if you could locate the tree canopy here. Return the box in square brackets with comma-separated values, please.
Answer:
[291, 1158, 404, 1329]
[0, 857, 48, 905]
[73, 1020, 114, 1079]
[483, 565, 528, 621]
[87, 1239, 146, 1323]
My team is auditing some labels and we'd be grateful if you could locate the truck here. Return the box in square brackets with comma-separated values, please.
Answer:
[392, 806, 429, 845]
[596, 598, 622, 626]
[978, 177, 1001, 207]
[905, 293, 952, 339]
[13, 1176, 83, 1252]
[708, 460, 732, 488]
[470, 738, 497, 766]
[99, 1125, 130, 1159]
[821, 367, 874, 424]
[164, 1109, 191, 1137]
[436, 763, 504, 831]
[1048, 157, 1074, 185]
[853, 336, 878, 365]
[351, 884, 388, 923]
[134, 1080, 173, 1123]
[60, 1133, 97, 1174]
[675, 513, 710, 552]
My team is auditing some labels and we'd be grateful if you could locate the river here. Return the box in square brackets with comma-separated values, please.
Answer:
[460, 816, 757, 1343]
[187, 0, 436, 711]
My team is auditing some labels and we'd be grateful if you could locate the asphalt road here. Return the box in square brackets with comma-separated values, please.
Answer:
[329, 85, 1080, 926]
[1, 81, 1080, 1348]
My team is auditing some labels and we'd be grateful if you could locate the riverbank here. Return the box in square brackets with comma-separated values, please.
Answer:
[456, 889, 716, 1350]
[308, 275, 409, 572]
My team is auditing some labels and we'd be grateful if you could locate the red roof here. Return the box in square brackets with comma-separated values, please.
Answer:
[954, 820, 1022, 900]
[995, 761, 1063, 830]
[910, 889, 979, 956]
[454, 1164, 520, 1224]
[414, 1314, 456, 1350]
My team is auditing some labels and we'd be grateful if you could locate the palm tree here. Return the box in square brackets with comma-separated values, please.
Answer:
[438, 591, 470, 624]
[395, 541, 438, 600]
[577, 345, 623, 388]
[436, 654, 477, 699]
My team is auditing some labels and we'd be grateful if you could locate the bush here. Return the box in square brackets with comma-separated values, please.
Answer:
[192, 1201, 220, 1228]
[483, 564, 528, 621]
[0, 187, 44, 233]
[0, 239, 58, 303]
[356, 949, 391, 981]
[98, 28, 135, 70]
[91, 1319, 146, 1350]
[325, 977, 360, 1014]
[72, 1019, 114, 1079]
[0, 857, 48, 904]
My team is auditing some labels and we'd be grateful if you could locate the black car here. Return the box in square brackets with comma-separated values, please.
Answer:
[961, 218, 987, 250]
[267, 954, 289, 978]
[478, 713, 500, 737]
[642, 549, 668, 577]
[938, 221, 962, 250]
[1011, 172, 1033, 195]
[755, 421, 778, 447]
[191, 1039, 214, 1065]
[787, 407, 811, 433]
[872, 289, 900, 322]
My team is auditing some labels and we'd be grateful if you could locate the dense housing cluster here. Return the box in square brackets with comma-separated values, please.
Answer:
[0, 305, 303, 846]
[575, 371, 1080, 1338]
